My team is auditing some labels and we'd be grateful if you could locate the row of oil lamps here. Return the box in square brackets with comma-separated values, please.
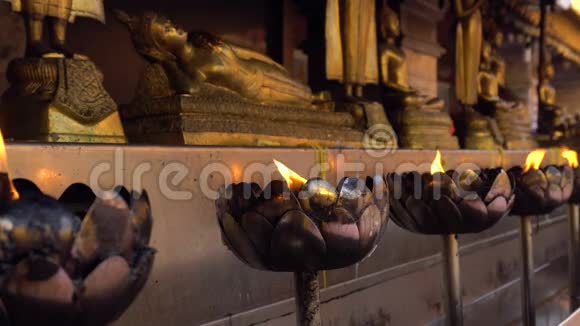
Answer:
[0, 134, 577, 325]
[219, 149, 578, 270]
[217, 148, 580, 326]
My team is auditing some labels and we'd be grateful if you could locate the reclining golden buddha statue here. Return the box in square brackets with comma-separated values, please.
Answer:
[118, 11, 386, 147]
[378, 5, 458, 149]
[118, 11, 329, 109]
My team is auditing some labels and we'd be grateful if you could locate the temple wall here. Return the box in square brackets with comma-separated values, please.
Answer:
[400, 0, 446, 99]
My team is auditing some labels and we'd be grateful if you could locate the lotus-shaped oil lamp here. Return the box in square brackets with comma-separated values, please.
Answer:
[508, 149, 574, 215]
[387, 151, 515, 234]
[0, 134, 155, 326]
[215, 160, 389, 325]
[386, 151, 515, 326]
[508, 149, 574, 326]
[562, 149, 580, 311]
[564, 149, 580, 204]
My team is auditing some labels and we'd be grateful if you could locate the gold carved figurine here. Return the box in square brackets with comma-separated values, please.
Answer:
[118, 12, 387, 148]
[464, 39, 502, 150]
[379, 5, 458, 149]
[465, 25, 536, 150]
[0, 0, 125, 143]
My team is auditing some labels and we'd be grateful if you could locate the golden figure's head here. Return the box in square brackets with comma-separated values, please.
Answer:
[493, 31, 503, 49]
[541, 63, 555, 81]
[116, 11, 188, 61]
[481, 41, 492, 64]
[380, 5, 400, 40]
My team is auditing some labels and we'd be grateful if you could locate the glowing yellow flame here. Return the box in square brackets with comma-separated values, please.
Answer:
[273, 159, 307, 192]
[0, 130, 19, 200]
[573, 0, 580, 14]
[562, 149, 579, 168]
[524, 149, 546, 173]
[430, 150, 445, 175]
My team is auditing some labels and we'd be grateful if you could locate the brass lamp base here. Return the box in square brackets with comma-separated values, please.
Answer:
[0, 57, 126, 143]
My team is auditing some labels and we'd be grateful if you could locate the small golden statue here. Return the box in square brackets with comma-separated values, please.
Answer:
[118, 12, 391, 148]
[464, 25, 536, 150]
[464, 39, 502, 150]
[379, 5, 458, 149]
[0, 0, 125, 143]
[538, 62, 566, 142]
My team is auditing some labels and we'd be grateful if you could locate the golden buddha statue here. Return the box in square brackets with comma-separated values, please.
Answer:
[118, 12, 391, 148]
[454, 0, 483, 107]
[464, 39, 504, 150]
[538, 62, 567, 142]
[3, 0, 104, 57]
[0, 0, 125, 143]
[489, 30, 506, 87]
[538, 62, 566, 141]
[464, 31, 536, 150]
[117, 11, 324, 109]
[379, 6, 444, 110]
[325, 0, 378, 98]
[378, 5, 458, 149]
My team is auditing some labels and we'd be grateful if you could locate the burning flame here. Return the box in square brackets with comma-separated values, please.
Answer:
[430, 150, 445, 175]
[562, 149, 579, 168]
[273, 159, 307, 192]
[0, 130, 19, 200]
[524, 149, 546, 173]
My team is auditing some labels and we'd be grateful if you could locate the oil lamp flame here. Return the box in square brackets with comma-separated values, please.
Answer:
[561, 149, 579, 168]
[273, 159, 307, 192]
[430, 150, 445, 175]
[524, 149, 546, 173]
[0, 130, 19, 200]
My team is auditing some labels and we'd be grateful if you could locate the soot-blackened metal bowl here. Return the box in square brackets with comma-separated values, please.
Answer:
[508, 165, 574, 215]
[0, 181, 155, 326]
[215, 176, 389, 272]
[386, 168, 515, 234]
